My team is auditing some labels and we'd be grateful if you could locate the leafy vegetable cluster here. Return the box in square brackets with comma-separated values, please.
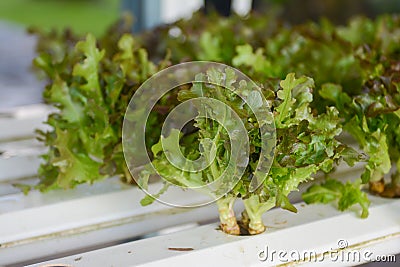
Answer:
[228, 15, 400, 198]
[138, 69, 361, 234]
[35, 32, 171, 190]
[31, 12, 400, 234]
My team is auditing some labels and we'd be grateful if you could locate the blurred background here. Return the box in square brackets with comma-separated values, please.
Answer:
[1, 0, 400, 110]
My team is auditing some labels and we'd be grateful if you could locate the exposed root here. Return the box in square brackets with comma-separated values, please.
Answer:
[248, 221, 266, 235]
[380, 177, 400, 198]
[220, 222, 240, 235]
[369, 176, 400, 198]
[217, 197, 240, 235]
[369, 178, 385, 194]
[380, 186, 400, 198]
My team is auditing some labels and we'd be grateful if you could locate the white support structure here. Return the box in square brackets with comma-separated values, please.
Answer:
[0, 104, 50, 141]
[0, 104, 50, 182]
[0, 180, 225, 266]
[31, 197, 400, 267]
[1, 104, 399, 266]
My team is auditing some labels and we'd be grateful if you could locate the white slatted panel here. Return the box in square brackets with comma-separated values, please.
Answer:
[30, 197, 400, 267]
[0, 104, 50, 182]
[0, 180, 224, 266]
[0, 139, 44, 182]
[0, 104, 50, 141]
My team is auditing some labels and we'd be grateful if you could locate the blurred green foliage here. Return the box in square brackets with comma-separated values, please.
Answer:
[256, 0, 400, 24]
[0, 0, 120, 36]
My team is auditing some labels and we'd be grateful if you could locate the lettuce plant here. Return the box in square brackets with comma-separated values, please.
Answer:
[139, 70, 363, 235]
[35, 34, 170, 190]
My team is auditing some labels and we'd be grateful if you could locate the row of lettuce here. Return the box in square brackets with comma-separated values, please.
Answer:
[30, 12, 400, 235]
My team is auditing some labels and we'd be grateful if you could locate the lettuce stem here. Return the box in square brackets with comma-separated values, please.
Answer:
[243, 195, 276, 235]
[216, 196, 240, 235]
